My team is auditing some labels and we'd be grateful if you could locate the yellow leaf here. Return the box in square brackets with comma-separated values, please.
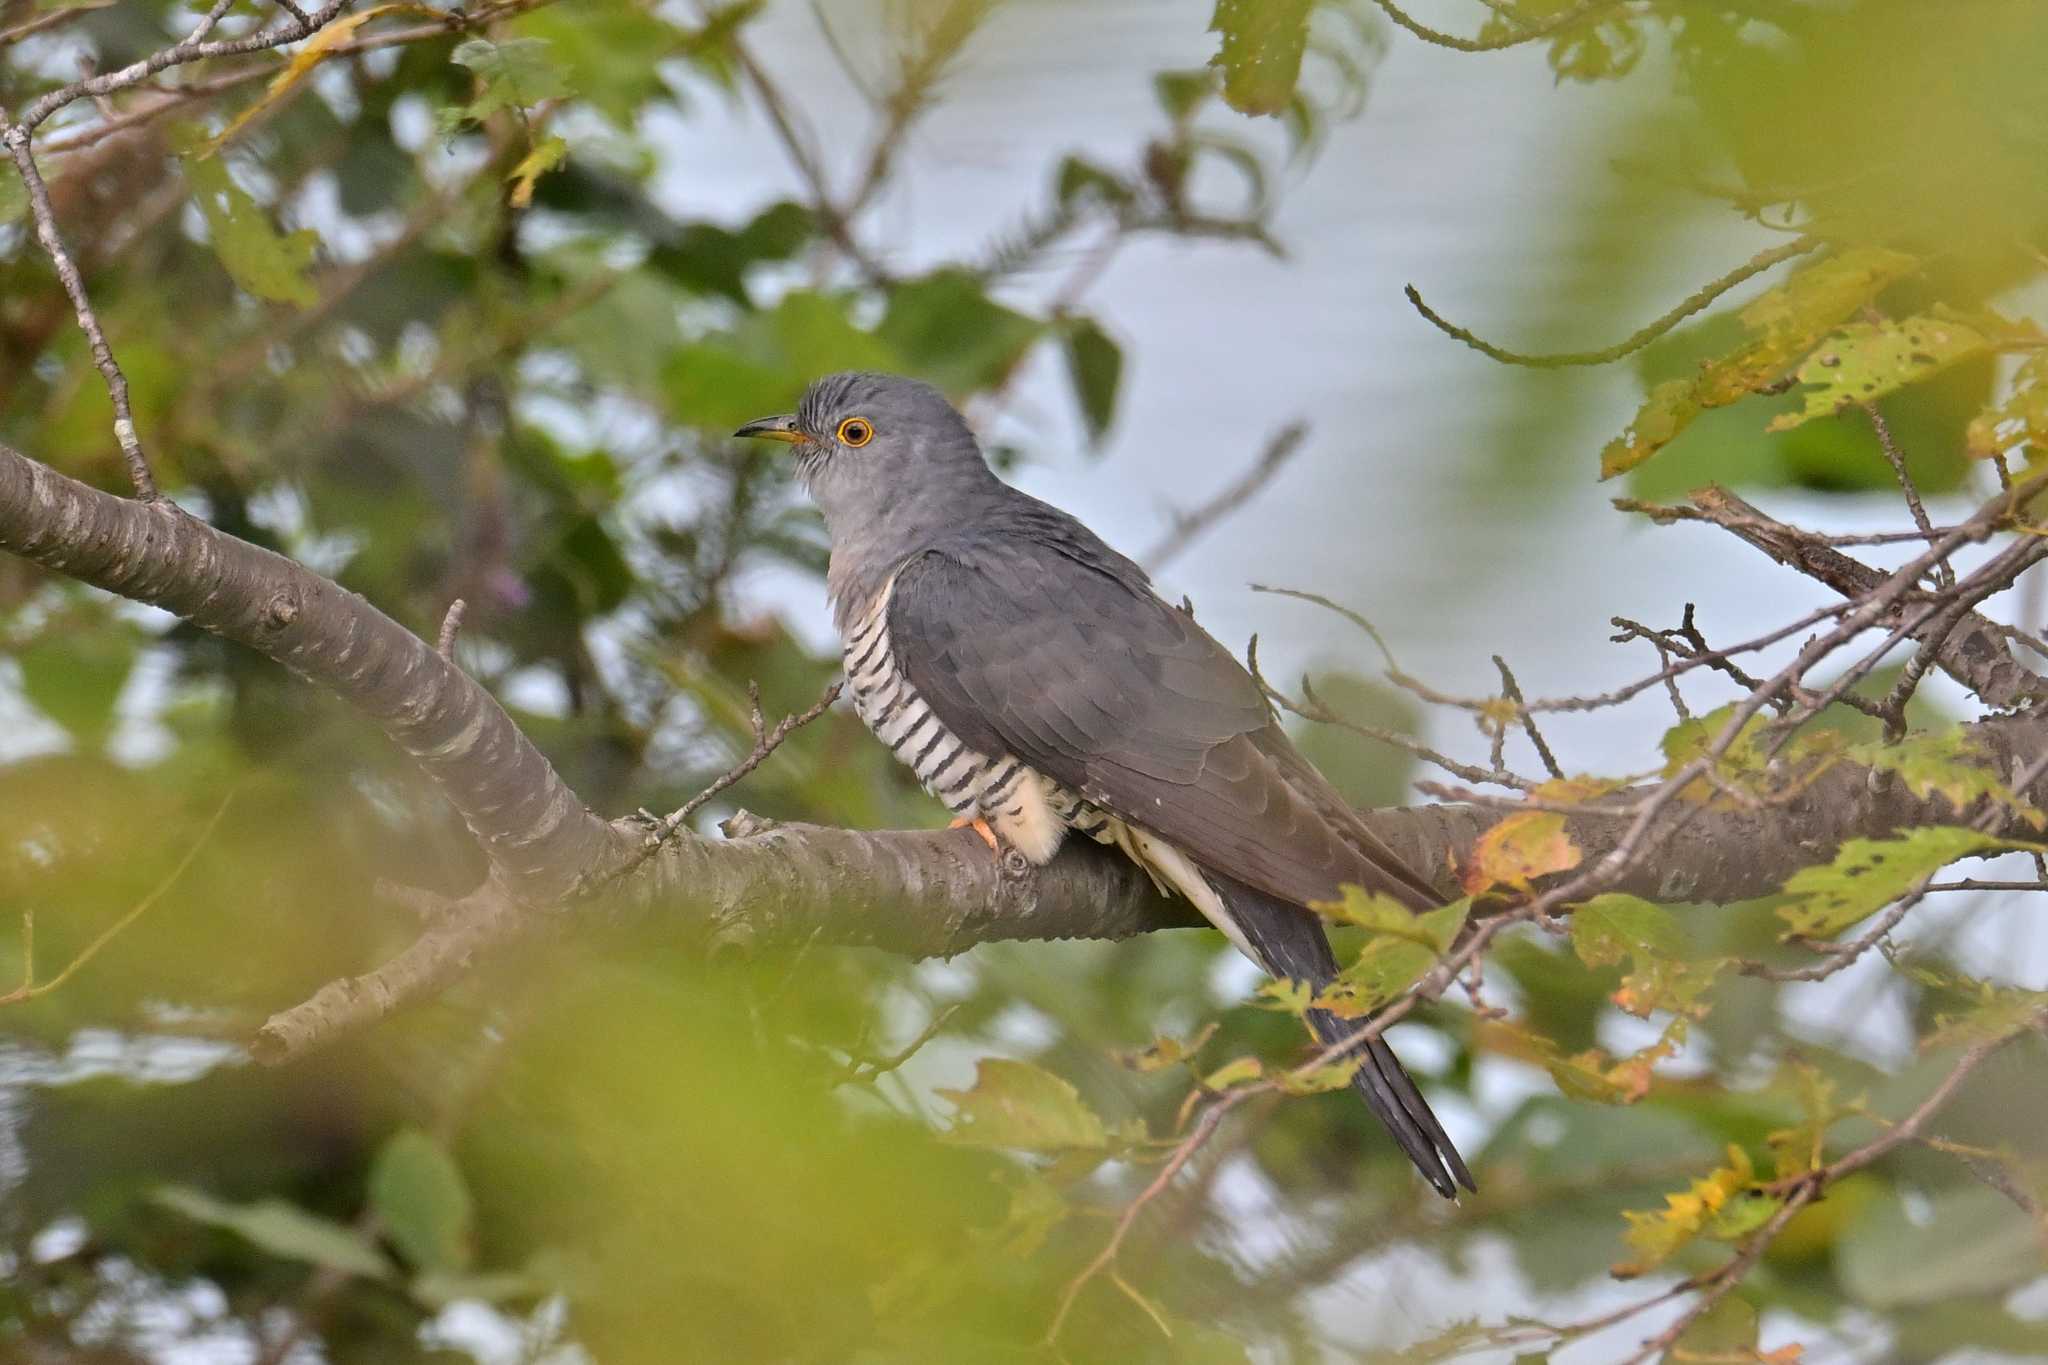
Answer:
[1613, 1144, 1773, 1278]
[204, 6, 441, 155]
[1462, 810, 1580, 894]
[1600, 246, 1919, 479]
[507, 134, 568, 209]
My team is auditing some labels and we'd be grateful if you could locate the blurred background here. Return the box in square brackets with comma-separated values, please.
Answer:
[3, 0, 2047, 1360]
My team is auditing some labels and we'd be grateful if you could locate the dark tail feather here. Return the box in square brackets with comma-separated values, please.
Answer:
[1207, 871, 1475, 1199]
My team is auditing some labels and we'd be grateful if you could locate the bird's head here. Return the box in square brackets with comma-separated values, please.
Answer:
[734, 372, 994, 530]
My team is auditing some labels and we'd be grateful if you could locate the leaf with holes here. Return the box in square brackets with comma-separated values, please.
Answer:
[1778, 826, 2024, 938]
[1770, 315, 1993, 431]
[1853, 730, 2040, 827]
[1600, 247, 1919, 478]
[1207, 0, 1311, 116]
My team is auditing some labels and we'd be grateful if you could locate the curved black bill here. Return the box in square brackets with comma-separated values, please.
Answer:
[733, 415, 803, 442]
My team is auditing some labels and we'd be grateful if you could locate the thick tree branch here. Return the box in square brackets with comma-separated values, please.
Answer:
[1637, 485, 2048, 709]
[6, 439, 2048, 1063]
[0, 442, 626, 900]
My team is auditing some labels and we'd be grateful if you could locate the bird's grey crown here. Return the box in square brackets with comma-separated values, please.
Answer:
[796, 371, 1154, 633]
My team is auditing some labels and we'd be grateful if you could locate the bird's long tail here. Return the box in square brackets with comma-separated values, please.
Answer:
[1206, 871, 1475, 1199]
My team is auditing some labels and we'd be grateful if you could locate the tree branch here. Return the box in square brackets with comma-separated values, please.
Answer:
[5, 438, 2048, 1063]
[0, 442, 624, 901]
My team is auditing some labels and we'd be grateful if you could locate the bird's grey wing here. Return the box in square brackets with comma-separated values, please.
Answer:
[886, 540, 1440, 912]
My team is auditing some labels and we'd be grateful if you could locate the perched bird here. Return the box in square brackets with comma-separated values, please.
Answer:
[737, 372, 1474, 1197]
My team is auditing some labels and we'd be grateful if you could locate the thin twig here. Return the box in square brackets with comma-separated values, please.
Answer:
[1493, 655, 1564, 779]
[0, 117, 158, 500]
[1405, 237, 1816, 368]
[0, 789, 237, 1006]
[18, 0, 351, 133]
[1623, 1016, 2034, 1365]
[1144, 421, 1308, 572]
[1865, 401, 1949, 586]
[603, 680, 844, 889]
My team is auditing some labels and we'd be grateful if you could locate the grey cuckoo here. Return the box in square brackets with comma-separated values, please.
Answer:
[737, 372, 1475, 1198]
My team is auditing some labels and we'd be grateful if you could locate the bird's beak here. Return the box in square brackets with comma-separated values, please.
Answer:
[733, 414, 805, 444]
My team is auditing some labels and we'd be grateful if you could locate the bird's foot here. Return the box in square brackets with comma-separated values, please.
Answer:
[948, 814, 1001, 853]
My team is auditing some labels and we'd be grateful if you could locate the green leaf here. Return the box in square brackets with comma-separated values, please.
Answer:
[154, 1185, 393, 1279]
[183, 154, 319, 306]
[1601, 246, 1919, 478]
[1569, 894, 1721, 1019]
[368, 1128, 473, 1274]
[409, 1268, 545, 1309]
[1777, 826, 2016, 938]
[1906, 963, 2048, 1049]
[988, 1173, 1070, 1258]
[1314, 892, 1469, 1016]
[1061, 317, 1123, 443]
[1208, 0, 1312, 117]
[446, 36, 570, 129]
[1119, 1022, 1217, 1073]
[1202, 1056, 1264, 1090]
[1153, 69, 1215, 122]
[937, 1058, 1108, 1152]
[877, 270, 1043, 397]
[1853, 728, 2038, 824]
[1571, 894, 1683, 968]
[510, 0, 676, 123]
[1769, 314, 1992, 430]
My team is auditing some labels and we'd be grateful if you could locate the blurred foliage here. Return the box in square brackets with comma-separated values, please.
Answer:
[2, 1, 2047, 1362]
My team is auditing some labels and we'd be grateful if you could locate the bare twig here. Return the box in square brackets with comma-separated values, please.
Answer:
[832, 1003, 962, 1087]
[1405, 237, 1816, 368]
[0, 789, 237, 1006]
[1144, 421, 1308, 572]
[19, 0, 348, 133]
[607, 680, 845, 887]
[1493, 655, 1564, 779]
[436, 599, 468, 658]
[1865, 401, 1949, 585]
[0, 117, 158, 499]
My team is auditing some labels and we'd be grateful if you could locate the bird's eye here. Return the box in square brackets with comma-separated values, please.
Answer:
[837, 417, 873, 448]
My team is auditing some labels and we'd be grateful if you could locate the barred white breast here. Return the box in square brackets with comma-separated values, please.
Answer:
[841, 578, 1117, 863]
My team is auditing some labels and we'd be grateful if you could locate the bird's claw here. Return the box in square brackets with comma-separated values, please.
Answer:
[948, 814, 1001, 853]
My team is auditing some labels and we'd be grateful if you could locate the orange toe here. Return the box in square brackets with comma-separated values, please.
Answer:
[948, 814, 1000, 852]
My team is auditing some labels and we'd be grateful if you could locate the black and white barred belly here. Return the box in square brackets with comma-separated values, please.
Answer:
[840, 580, 1117, 861]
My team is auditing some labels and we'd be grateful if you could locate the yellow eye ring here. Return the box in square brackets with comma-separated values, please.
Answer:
[837, 417, 874, 447]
